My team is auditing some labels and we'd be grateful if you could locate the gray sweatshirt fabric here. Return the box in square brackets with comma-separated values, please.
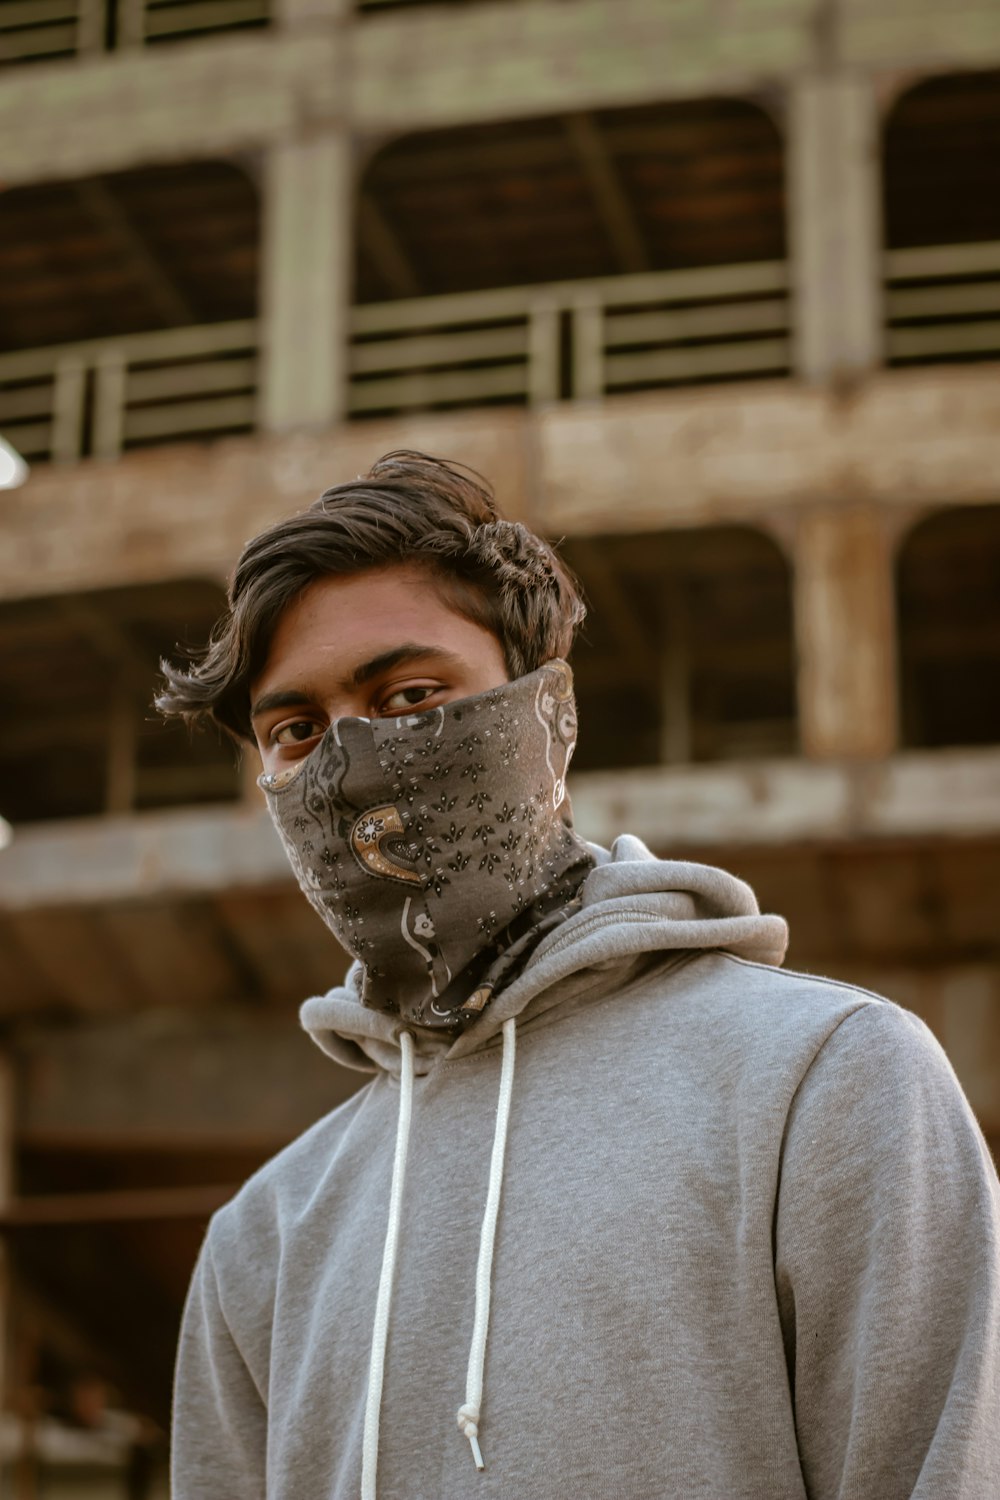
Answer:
[172, 836, 1000, 1499]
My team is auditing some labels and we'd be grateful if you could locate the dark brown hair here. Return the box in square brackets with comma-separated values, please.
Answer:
[156, 450, 585, 742]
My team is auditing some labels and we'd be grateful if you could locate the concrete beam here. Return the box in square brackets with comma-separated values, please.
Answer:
[838, 0, 1000, 72]
[352, 0, 817, 136]
[4, 2, 1000, 189]
[0, 803, 290, 910]
[2, 750, 1000, 912]
[535, 366, 1000, 536]
[14, 965, 998, 1147]
[569, 749, 1000, 850]
[0, 408, 533, 601]
[0, 33, 340, 188]
[4, 368, 1000, 605]
[13, 1013, 359, 1150]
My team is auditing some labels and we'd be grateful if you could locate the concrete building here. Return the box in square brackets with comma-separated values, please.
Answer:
[0, 0, 999, 1490]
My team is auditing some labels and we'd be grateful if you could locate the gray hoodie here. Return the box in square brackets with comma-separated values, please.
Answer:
[172, 838, 1000, 1499]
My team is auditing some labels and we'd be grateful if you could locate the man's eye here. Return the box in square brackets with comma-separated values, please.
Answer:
[273, 720, 322, 746]
[380, 685, 436, 714]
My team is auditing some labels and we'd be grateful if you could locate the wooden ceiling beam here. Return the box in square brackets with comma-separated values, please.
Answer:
[53, 597, 154, 692]
[571, 537, 657, 678]
[74, 177, 197, 328]
[564, 111, 650, 275]
[15, 1227, 180, 1423]
[357, 191, 422, 299]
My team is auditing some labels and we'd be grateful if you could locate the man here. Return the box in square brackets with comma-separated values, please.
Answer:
[161, 451, 1000, 1499]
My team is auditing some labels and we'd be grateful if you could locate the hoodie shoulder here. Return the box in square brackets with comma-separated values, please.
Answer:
[686, 949, 897, 1042]
[207, 1080, 375, 1268]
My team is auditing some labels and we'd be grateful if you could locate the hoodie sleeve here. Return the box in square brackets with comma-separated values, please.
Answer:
[171, 1231, 268, 1500]
[775, 1000, 1000, 1500]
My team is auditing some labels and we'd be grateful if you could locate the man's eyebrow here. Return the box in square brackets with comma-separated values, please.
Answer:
[249, 644, 464, 721]
[347, 643, 463, 690]
[250, 688, 313, 721]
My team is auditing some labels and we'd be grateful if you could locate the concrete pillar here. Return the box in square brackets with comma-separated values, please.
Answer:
[787, 74, 884, 383]
[793, 505, 898, 759]
[259, 132, 353, 433]
[274, 0, 349, 23]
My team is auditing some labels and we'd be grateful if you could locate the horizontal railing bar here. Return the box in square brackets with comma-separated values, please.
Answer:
[596, 261, 787, 310]
[353, 260, 788, 336]
[0, 385, 55, 421]
[349, 363, 526, 413]
[123, 393, 256, 441]
[143, 0, 267, 35]
[887, 321, 1000, 359]
[605, 298, 788, 347]
[0, 420, 52, 454]
[887, 283, 1000, 320]
[126, 356, 257, 403]
[92, 318, 259, 364]
[351, 324, 527, 375]
[0, 19, 75, 50]
[0, 0, 77, 25]
[605, 337, 789, 385]
[0, 319, 257, 382]
[355, 290, 542, 336]
[887, 240, 1000, 281]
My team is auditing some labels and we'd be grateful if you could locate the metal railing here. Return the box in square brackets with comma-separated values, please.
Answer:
[349, 259, 790, 414]
[886, 240, 1000, 364]
[0, 0, 267, 62]
[0, 259, 790, 462]
[5, 240, 1000, 462]
[0, 321, 258, 463]
[0, 0, 100, 62]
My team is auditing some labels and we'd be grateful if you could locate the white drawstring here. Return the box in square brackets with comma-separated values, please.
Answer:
[456, 1017, 517, 1471]
[360, 1020, 518, 1497]
[361, 1030, 415, 1500]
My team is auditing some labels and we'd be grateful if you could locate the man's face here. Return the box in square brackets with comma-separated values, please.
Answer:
[250, 561, 510, 776]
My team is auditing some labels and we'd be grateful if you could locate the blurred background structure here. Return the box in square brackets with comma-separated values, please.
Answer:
[1, 0, 1000, 1491]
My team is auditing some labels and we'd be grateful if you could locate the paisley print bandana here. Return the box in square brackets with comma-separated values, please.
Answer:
[258, 660, 595, 1028]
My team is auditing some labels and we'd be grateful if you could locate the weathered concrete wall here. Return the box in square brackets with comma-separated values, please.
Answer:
[3, 750, 999, 910]
[3, 0, 1000, 186]
[0, 409, 533, 599]
[0, 33, 342, 188]
[351, 0, 818, 135]
[13, 964, 1000, 1149]
[5, 368, 1000, 603]
[538, 367, 1000, 536]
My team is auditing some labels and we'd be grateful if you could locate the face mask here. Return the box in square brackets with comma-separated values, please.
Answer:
[258, 660, 595, 1028]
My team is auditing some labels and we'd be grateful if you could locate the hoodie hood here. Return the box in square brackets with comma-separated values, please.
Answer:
[300, 834, 789, 1078]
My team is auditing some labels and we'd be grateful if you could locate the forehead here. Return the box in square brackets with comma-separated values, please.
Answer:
[253, 562, 496, 687]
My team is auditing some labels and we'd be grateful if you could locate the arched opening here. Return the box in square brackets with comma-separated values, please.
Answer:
[897, 505, 1000, 749]
[559, 526, 797, 771]
[0, 578, 240, 825]
[884, 72, 1000, 368]
[351, 98, 788, 416]
[0, 159, 260, 462]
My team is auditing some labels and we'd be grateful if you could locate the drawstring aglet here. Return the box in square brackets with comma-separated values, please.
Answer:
[457, 1404, 485, 1471]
